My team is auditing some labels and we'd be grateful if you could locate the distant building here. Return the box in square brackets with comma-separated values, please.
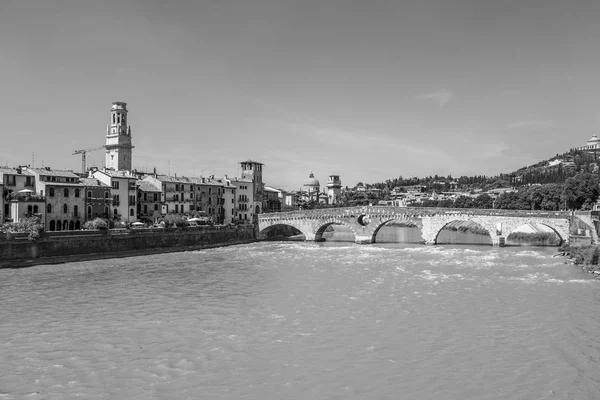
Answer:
[302, 172, 321, 201]
[576, 134, 600, 152]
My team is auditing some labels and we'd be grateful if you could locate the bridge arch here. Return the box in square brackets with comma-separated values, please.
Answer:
[422, 217, 496, 245]
[314, 218, 359, 242]
[371, 217, 423, 243]
[258, 223, 306, 240]
[504, 222, 566, 246]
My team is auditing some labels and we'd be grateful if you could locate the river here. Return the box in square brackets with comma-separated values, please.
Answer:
[1, 242, 599, 399]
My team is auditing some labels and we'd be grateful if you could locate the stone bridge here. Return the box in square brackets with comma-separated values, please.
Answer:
[258, 206, 600, 246]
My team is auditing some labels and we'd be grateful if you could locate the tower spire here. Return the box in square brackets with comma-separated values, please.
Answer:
[104, 102, 134, 171]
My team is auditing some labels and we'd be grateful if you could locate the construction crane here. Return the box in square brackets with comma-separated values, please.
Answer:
[72, 146, 105, 173]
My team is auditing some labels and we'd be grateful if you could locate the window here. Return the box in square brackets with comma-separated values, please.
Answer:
[28, 205, 33, 213]
[153, 193, 158, 201]
[25, 177, 33, 187]
[112, 181, 119, 190]
[154, 204, 158, 211]
[143, 205, 148, 214]
[75, 189, 80, 198]
[175, 204, 179, 213]
[114, 209, 118, 217]
[47, 204, 52, 213]
[33, 205, 38, 213]
[87, 206, 92, 218]
[87, 191, 92, 199]
[64, 188, 69, 197]
[73, 205, 78, 217]
[63, 204, 68, 214]
[129, 208, 134, 216]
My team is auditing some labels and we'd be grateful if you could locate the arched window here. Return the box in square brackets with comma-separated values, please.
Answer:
[75, 220, 80, 230]
[56, 221, 62, 231]
[63, 220, 68, 230]
[64, 188, 69, 197]
[130, 208, 134, 216]
[49, 220, 55, 231]
[47, 204, 52, 213]
[104, 206, 109, 217]
[49, 187, 55, 197]
[87, 191, 92, 199]
[27, 205, 33, 213]
[75, 189, 80, 198]
[69, 221, 74, 230]
[63, 204, 68, 214]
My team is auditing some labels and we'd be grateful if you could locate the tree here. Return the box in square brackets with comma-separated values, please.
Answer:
[454, 195, 474, 208]
[1, 216, 44, 241]
[562, 172, 600, 210]
[473, 193, 493, 209]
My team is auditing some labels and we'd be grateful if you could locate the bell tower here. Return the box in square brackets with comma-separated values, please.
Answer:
[327, 174, 342, 204]
[105, 102, 134, 171]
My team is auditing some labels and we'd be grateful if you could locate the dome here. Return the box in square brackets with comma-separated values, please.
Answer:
[303, 172, 320, 188]
[587, 135, 600, 146]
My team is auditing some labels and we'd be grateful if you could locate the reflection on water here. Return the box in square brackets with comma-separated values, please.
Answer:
[1, 242, 598, 399]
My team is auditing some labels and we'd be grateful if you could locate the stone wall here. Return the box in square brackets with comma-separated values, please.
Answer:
[0, 226, 255, 262]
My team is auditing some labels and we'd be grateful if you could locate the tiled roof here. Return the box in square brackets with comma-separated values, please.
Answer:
[239, 159, 264, 165]
[137, 180, 162, 192]
[27, 167, 79, 178]
[79, 178, 110, 188]
[97, 169, 136, 178]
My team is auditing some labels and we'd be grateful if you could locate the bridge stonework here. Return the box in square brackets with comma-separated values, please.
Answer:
[258, 206, 599, 246]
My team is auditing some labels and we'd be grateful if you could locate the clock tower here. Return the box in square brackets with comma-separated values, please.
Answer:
[105, 102, 134, 171]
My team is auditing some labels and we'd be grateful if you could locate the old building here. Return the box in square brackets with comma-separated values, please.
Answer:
[79, 178, 112, 220]
[220, 178, 236, 224]
[142, 175, 195, 215]
[263, 186, 282, 212]
[1, 166, 35, 222]
[25, 167, 85, 231]
[105, 102, 134, 171]
[229, 160, 264, 222]
[136, 179, 162, 222]
[91, 168, 137, 222]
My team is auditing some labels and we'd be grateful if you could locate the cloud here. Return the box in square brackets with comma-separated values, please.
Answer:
[505, 119, 553, 130]
[416, 88, 453, 107]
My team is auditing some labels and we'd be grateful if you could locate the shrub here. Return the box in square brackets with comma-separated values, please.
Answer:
[83, 218, 108, 230]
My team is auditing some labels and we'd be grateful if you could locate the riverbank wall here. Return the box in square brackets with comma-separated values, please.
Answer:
[0, 225, 256, 268]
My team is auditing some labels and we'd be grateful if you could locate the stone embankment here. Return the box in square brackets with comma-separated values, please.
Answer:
[0, 225, 256, 268]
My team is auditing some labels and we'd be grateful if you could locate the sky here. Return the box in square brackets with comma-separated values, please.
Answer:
[2, 0, 600, 190]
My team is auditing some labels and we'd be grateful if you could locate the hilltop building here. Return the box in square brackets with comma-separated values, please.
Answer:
[576, 134, 600, 152]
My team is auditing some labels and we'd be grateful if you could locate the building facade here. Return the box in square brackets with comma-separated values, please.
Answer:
[79, 178, 112, 221]
[25, 167, 85, 231]
[91, 169, 137, 222]
[136, 180, 162, 222]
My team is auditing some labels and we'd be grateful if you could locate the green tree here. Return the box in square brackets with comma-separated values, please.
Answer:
[562, 172, 600, 210]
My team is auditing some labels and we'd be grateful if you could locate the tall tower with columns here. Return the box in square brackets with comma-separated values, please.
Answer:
[105, 102, 134, 171]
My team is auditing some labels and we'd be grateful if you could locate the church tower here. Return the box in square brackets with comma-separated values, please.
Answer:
[327, 174, 342, 204]
[105, 102, 134, 171]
